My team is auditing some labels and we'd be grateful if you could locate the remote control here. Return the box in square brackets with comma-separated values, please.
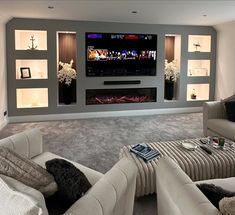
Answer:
[200, 145, 212, 155]
[200, 138, 208, 144]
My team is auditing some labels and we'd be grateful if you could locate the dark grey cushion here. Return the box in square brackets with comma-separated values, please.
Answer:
[45, 158, 92, 209]
[197, 183, 235, 209]
[225, 101, 235, 122]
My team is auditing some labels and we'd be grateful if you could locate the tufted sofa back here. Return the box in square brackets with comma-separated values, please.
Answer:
[0, 128, 43, 159]
[156, 156, 221, 215]
[65, 157, 137, 215]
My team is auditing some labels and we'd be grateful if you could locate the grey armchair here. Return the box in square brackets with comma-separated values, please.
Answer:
[203, 101, 235, 141]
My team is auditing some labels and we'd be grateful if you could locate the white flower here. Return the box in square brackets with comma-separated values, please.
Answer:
[57, 59, 77, 86]
[165, 59, 179, 82]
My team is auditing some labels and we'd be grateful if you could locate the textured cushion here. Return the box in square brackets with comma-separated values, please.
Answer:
[0, 146, 57, 196]
[219, 196, 235, 215]
[225, 101, 235, 122]
[45, 159, 92, 208]
[0, 176, 47, 215]
[197, 183, 235, 209]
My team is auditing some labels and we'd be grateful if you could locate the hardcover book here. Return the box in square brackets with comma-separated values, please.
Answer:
[130, 143, 160, 162]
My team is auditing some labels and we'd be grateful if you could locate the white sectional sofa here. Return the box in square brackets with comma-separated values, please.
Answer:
[156, 156, 235, 215]
[203, 101, 235, 141]
[0, 128, 137, 215]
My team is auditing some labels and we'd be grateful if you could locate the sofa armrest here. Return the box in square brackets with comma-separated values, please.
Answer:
[64, 158, 137, 215]
[155, 157, 221, 215]
[203, 101, 226, 136]
[0, 128, 43, 159]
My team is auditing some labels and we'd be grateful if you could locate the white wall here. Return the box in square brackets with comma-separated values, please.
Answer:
[0, 16, 8, 130]
[215, 21, 235, 100]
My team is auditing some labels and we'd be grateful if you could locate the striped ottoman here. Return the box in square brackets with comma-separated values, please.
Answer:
[119, 139, 235, 197]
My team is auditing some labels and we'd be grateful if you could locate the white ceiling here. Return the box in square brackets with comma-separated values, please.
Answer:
[0, 0, 235, 26]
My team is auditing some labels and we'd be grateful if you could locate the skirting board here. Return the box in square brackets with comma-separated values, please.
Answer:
[9, 107, 202, 123]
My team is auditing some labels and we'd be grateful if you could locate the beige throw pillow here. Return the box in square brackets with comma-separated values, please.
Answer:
[0, 174, 48, 215]
[0, 176, 46, 215]
[219, 196, 235, 215]
[0, 146, 57, 196]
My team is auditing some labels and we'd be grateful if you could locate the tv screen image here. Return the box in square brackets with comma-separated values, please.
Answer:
[86, 33, 157, 76]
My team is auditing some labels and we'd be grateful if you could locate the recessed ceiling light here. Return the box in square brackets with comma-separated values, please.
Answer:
[48, 6, 54, 9]
[131, 11, 138, 14]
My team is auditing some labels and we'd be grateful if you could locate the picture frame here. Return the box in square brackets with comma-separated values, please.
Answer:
[20, 67, 31, 79]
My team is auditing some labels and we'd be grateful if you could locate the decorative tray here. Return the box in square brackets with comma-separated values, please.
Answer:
[180, 142, 198, 151]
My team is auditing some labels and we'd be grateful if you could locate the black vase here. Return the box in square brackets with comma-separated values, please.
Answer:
[165, 80, 174, 100]
[62, 83, 72, 105]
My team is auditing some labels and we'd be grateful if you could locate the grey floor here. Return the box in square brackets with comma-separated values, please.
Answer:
[0, 112, 203, 215]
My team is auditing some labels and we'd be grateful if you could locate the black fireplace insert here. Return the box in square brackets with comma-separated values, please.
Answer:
[86, 88, 157, 105]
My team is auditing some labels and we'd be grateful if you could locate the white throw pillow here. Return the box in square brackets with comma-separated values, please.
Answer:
[0, 175, 48, 215]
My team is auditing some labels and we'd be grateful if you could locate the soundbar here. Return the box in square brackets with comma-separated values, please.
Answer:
[103, 80, 141, 85]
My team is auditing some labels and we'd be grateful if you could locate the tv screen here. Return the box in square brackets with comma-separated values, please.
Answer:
[86, 33, 157, 76]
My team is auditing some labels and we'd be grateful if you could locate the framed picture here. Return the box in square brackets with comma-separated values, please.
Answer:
[20, 67, 31, 79]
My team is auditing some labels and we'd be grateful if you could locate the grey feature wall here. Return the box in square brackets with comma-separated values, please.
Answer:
[6, 18, 217, 117]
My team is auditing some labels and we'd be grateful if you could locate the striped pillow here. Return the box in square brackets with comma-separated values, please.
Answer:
[0, 146, 57, 196]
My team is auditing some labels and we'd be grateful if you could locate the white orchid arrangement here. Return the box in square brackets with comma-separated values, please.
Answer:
[57, 59, 77, 86]
[165, 59, 179, 82]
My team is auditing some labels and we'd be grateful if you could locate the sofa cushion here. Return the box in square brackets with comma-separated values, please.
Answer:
[0, 174, 48, 214]
[32, 151, 103, 186]
[0, 175, 47, 215]
[225, 101, 235, 122]
[64, 157, 137, 215]
[197, 177, 235, 192]
[0, 146, 57, 196]
[196, 183, 235, 209]
[221, 94, 235, 103]
[45, 158, 92, 208]
[219, 196, 235, 215]
[207, 119, 235, 140]
[0, 128, 43, 159]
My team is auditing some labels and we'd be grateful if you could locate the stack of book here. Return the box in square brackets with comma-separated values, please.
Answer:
[130, 143, 160, 162]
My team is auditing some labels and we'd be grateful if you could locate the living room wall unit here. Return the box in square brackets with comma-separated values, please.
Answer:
[6, 18, 217, 119]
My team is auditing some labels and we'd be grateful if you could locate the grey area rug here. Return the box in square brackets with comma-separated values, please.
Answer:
[0, 112, 203, 215]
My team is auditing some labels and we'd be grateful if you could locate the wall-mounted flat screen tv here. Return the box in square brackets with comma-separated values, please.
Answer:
[86, 32, 157, 76]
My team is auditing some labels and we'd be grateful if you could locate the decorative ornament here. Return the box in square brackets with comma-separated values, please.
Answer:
[28, 35, 38, 50]
[193, 42, 201, 52]
[191, 89, 197, 99]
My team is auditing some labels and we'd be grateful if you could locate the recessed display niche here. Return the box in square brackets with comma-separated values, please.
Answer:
[164, 34, 181, 101]
[16, 88, 48, 108]
[15, 30, 47, 50]
[16, 59, 48, 79]
[187, 60, 210, 77]
[57, 31, 77, 105]
[188, 35, 211, 52]
[187, 84, 209, 101]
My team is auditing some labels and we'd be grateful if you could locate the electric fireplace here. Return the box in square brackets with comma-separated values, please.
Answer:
[86, 88, 157, 105]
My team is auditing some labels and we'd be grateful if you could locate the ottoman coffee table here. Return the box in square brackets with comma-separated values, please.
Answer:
[119, 138, 235, 197]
